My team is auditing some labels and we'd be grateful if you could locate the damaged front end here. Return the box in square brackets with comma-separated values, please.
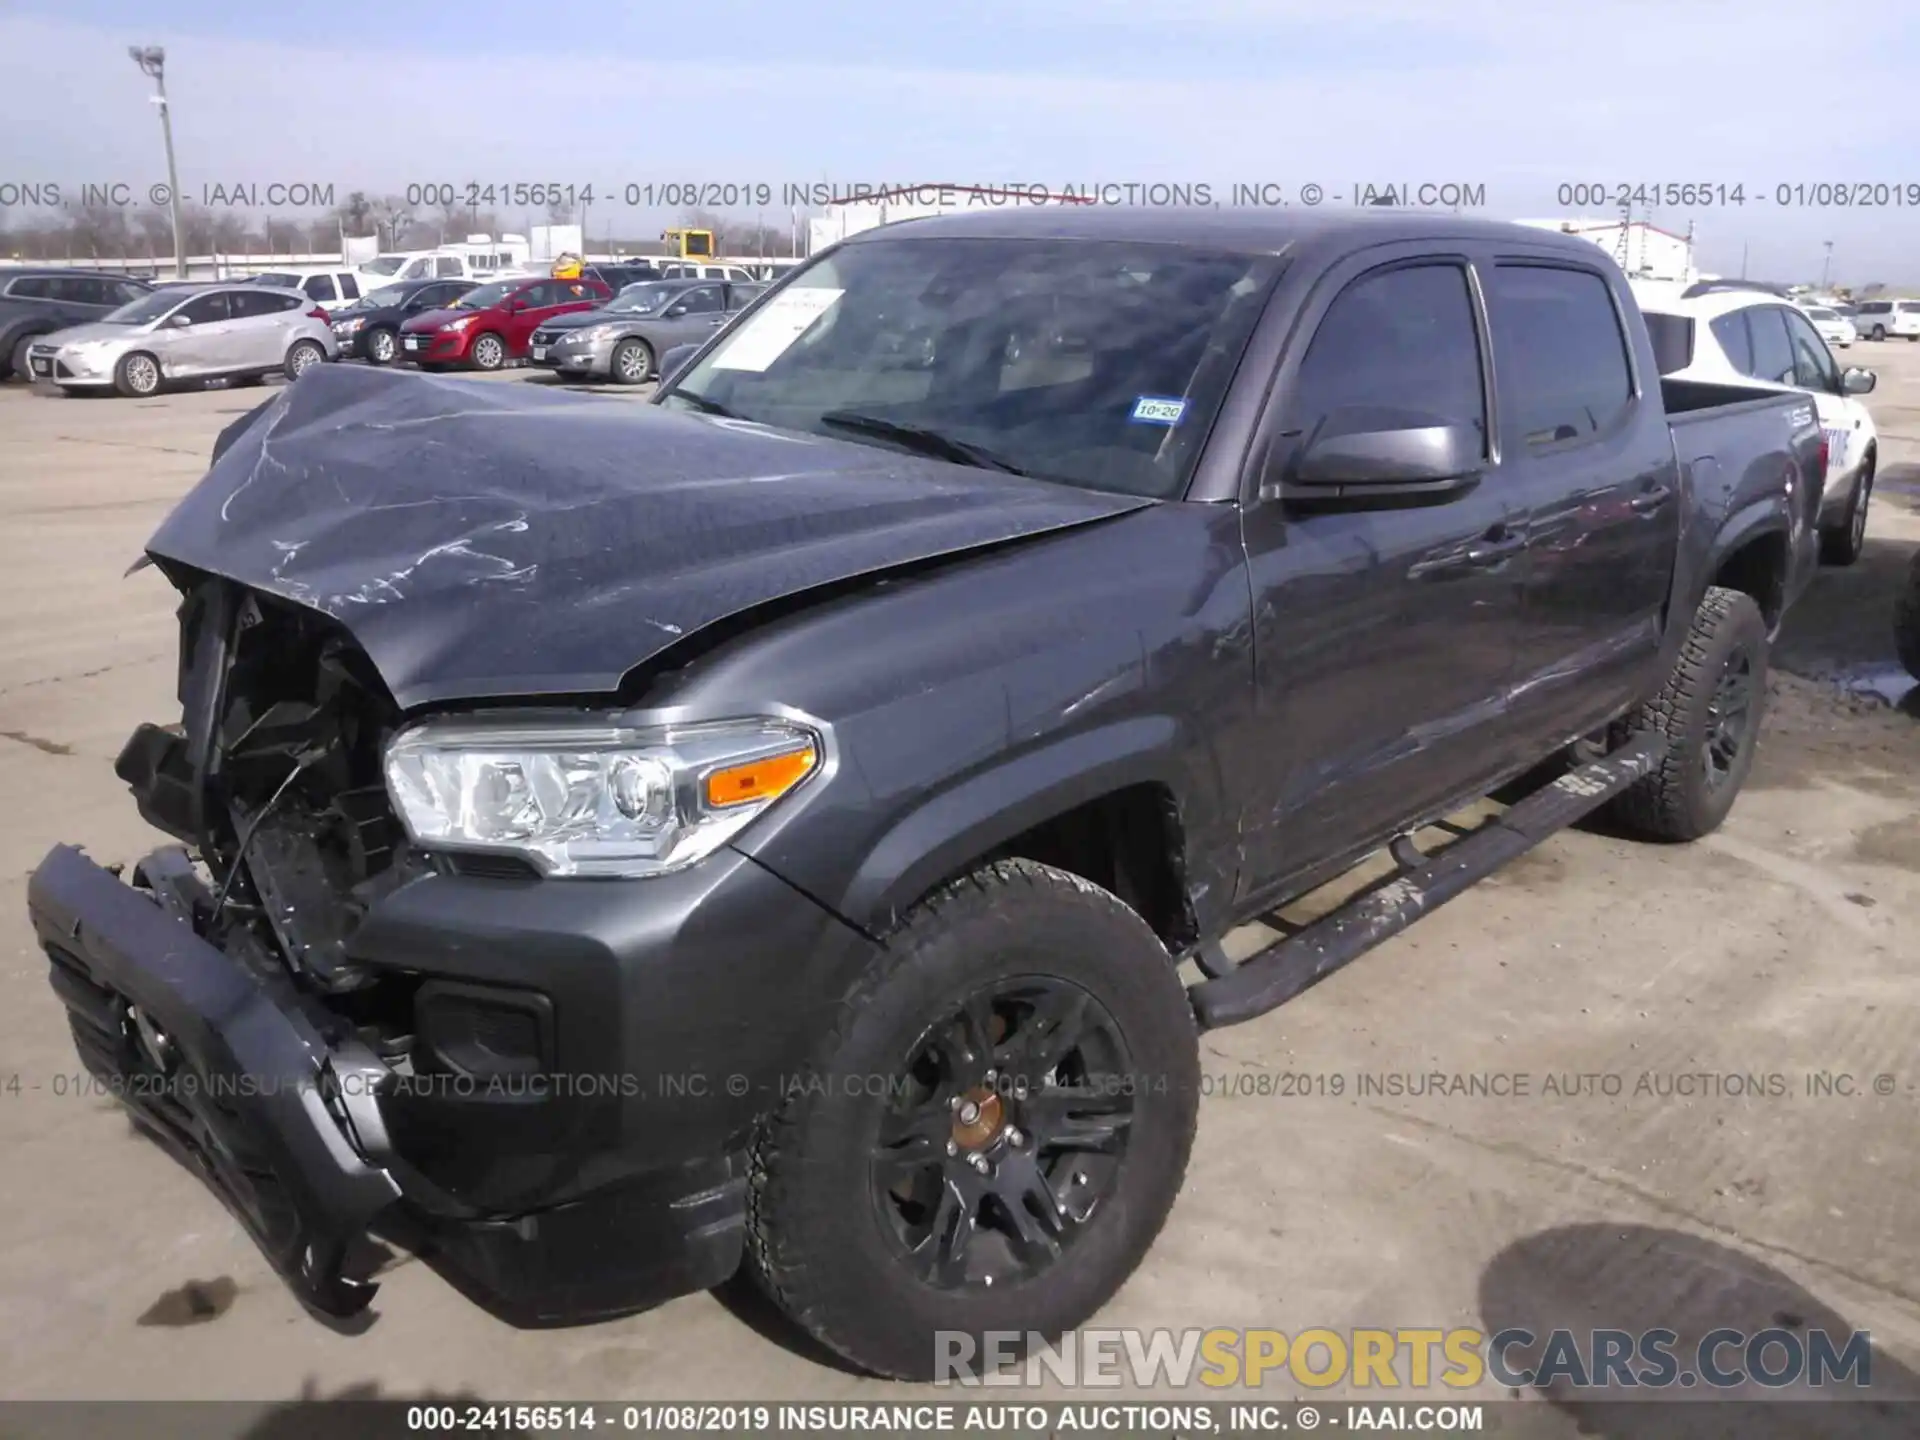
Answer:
[30, 576, 434, 1316]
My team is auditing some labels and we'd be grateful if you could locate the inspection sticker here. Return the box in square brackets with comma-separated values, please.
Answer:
[1130, 395, 1188, 425]
[709, 287, 844, 372]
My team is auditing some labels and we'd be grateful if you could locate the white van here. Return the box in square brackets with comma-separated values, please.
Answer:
[1849, 298, 1920, 341]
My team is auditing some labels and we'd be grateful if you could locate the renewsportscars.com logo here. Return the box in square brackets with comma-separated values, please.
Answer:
[934, 1326, 1874, 1390]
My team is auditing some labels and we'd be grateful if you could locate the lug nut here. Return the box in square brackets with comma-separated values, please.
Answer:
[984, 1069, 997, 1086]
[1005, 1127, 1024, 1147]
[950, 1095, 963, 1110]
[969, 1154, 991, 1174]
[946, 1140, 958, 1157]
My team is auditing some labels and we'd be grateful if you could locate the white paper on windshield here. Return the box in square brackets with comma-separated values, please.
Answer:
[709, 287, 844, 371]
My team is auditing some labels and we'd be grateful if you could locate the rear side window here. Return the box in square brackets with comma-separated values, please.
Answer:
[1745, 306, 1795, 385]
[1642, 312, 1695, 375]
[230, 290, 299, 318]
[6, 276, 55, 299]
[1485, 265, 1633, 448]
[338, 274, 360, 300]
[302, 275, 337, 302]
[1291, 262, 1488, 452]
[435, 257, 462, 277]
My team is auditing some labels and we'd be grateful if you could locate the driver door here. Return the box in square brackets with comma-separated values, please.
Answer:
[156, 289, 235, 376]
[658, 284, 727, 349]
[1235, 251, 1526, 901]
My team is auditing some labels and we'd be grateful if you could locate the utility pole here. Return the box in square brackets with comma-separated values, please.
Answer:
[1740, 242, 1748, 279]
[1821, 240, 1833, 289]
[129, 46, 187, 279]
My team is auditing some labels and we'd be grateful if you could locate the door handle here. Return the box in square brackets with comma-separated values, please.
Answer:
[1465, 532, 1528, 566]
[1629, 484, 1673, 515]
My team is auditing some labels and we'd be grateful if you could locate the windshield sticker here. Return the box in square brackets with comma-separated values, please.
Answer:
[710, 287, 844, 372]
[1131, 395, 1188, 426]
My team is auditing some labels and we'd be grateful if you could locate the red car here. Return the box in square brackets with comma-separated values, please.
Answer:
[397, 275, 610, 371]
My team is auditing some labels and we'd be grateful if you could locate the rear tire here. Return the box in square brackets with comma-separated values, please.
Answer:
[1895, 551, 1920, 682]
[113, 351, 162, 398]
[1819, 457, 1873, 566]
[1870, 325, 1887, 341]
[7, 333, 37, 382]
[744, 858, 1199, 1380]
[1610, 586, 1769, 842]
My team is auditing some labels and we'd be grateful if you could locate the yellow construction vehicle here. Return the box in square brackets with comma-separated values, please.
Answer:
[550, 252, 584, 279]
[662, 228, 715, 260]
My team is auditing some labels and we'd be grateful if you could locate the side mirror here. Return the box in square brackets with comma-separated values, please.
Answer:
[665, 304, 690, 318]
[167, 312, 193, 328]
[659, 343, 700, 385]
[506, 298, 528, 313]
[1841, 367, 1877, 395]
[1268, 413, 1482, 503]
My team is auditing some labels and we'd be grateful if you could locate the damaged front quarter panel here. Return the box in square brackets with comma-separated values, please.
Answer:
[148, 364, 1155, 710]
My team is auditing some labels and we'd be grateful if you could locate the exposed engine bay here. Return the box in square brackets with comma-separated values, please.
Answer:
[117, 574, 436, 1038]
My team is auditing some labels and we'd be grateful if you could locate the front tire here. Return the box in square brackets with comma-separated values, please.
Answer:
[611, 337, 654, 385]
[1895, 551, 1920, 682]
[365, 327, 398, 365]
[468, 332, 506, 370]
[113, 351, 162, 398]
[1611, 586, 1769, 842]
[1819, 457, 1873, 565]
[745, 859, 1199, 1380]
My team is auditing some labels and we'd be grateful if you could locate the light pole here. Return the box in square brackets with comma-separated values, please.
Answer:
[129, 46, 187, 278]
[1821, 240, 1833, 290]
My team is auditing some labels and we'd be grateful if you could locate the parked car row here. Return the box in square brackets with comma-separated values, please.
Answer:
[322, 273, 767, 381]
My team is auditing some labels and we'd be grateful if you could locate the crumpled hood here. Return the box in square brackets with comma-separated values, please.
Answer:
[150, 364, 1151, 710]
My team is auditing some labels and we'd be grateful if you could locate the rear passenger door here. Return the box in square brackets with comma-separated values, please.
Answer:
[1481, 259, 1681, 744]
[1237, 250, 1526, 898]
[227, 288, 301, 369]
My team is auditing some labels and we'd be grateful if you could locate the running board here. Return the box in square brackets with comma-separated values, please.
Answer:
[1188, 733, 1666, 1031]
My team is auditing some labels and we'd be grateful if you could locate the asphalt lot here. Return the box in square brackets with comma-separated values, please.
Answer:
[1, 353, 1919, 1420]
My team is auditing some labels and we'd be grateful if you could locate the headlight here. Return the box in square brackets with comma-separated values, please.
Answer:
[384, 716, 821, 878]
[335, 316, 365, 333]
[446, 314, 474, 330]
[575, 324, 619, 343]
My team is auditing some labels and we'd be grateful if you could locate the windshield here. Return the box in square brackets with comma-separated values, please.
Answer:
[345, 285, 411, 311]
[249, 273, 299, 288]
[1806, 307, 1837, 320]
[101, 290, 185, 325]
[361, 255, 408, 276]
[450, 281, 517, 309]
[607, 282, 679, 314]
[660, 237, 1281, 499]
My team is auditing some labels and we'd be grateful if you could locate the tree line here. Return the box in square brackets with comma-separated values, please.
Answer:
[1, 191, 804, 261]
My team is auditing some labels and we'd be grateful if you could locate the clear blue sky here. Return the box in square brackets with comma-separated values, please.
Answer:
[8, 0, 1920, 283]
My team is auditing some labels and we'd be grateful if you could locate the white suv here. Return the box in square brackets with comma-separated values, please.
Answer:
[1850, 298, 1920, 341]
[1641, 285, 1880, 564]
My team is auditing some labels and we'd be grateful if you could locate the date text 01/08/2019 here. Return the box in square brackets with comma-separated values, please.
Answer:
[400, 181, 1491, 211]
[1557, 181, 1920, 208]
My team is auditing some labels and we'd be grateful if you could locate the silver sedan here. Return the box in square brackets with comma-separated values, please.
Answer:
[25, 283, 339, 397]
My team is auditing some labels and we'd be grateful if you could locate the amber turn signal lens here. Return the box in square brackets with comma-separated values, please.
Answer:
[703, 745, 816, 809]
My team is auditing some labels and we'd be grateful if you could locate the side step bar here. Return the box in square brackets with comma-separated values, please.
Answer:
[1188, 733, 1665, 1031]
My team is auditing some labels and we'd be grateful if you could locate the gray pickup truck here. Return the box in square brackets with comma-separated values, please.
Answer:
[29, 210, 1832, 1379]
